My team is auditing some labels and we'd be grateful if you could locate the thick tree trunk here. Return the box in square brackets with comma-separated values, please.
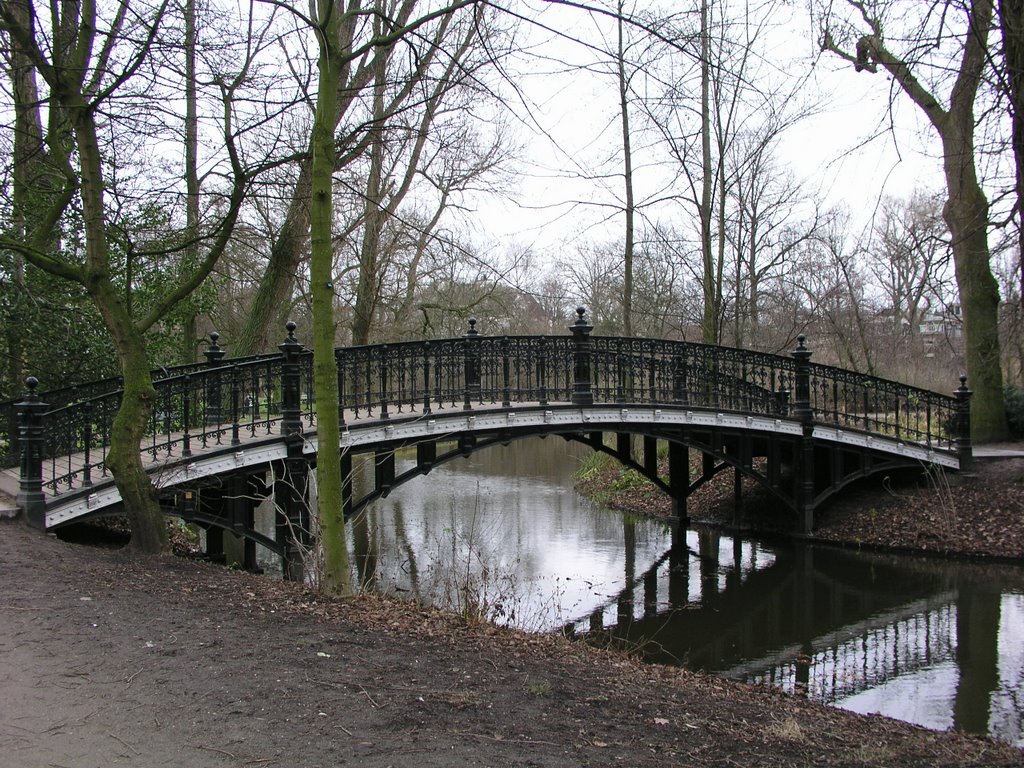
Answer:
[940, 0, 1007, 441]
[942, 161, 1006, 440]
[73, 87, 170, 553]
[833, 0, 1006, 441]
[89, 280, 168, 554]
[310, 0, 352, 595]
[1000, 0, 1024, 303]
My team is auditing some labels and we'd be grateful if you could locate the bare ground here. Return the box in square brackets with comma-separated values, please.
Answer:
[2, 512, 1023, 768]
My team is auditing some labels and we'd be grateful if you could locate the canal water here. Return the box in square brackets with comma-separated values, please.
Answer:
[344, 439, 1024, 747]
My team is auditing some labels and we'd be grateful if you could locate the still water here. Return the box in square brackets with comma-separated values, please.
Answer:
[346, 439, 1024, 747]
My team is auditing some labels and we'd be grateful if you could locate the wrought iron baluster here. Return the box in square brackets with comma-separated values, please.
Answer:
[228, 365, 240, 446]
[420, 342, 431, 414]
[336, 349, 346, 426]
[501, 337, 511, 407]
[379, 345, 390, 420]
[82, 403, 93, 487]
[182, 375, 192, 458]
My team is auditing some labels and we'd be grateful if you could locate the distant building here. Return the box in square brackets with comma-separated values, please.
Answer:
[919, 304, 962, 357]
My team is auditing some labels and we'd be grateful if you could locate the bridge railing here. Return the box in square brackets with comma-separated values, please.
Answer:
[8, 314, 970, 505]
[13, 351, 291, 495]
[0, 345, 281, 467]
[590, 336, 795, 414]
[806, 362, 963, 450]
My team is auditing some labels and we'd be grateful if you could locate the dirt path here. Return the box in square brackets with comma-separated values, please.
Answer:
[2, 520, 1022, 768]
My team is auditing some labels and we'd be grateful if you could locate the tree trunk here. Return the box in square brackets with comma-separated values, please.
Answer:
[234, 162, 313, 355]
[99, 303, 168, 554]
[941, 0, 1006, 440]
[832, 0, 1006, 440]
[699, 0, 716, 344]
[181, 0, 201, 364]
[310, 0, 353, 595]
[73, 89, 170, 553]
[942, 148, 1006, 439]
[617, 3, 635, 337]
[999, 0, 1024, 304]
[351, 20, 389, 347]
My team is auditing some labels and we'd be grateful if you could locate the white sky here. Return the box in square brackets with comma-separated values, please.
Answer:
[469, 1, 949, 257]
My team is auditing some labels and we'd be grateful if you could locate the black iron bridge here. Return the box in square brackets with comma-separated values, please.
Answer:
[1, 309, 972, 575]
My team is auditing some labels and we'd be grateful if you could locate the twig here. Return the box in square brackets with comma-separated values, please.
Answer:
[462, 731, 560, 747]
[108, 733, 140, 755]
[334, 724, 354, 736]
[191, 745, 236, 758]
[358, 684, 383, 708]
[125, 668, 144, 685]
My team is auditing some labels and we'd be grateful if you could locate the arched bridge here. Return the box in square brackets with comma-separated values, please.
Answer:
[1, 309, 972, 577]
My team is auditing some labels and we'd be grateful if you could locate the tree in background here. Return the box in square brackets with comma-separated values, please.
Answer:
[0, 0, 274, 551]
[821, 0, 1007, 441]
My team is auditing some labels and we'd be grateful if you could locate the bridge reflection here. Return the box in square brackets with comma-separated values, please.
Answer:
[566, 529, 1021, 743]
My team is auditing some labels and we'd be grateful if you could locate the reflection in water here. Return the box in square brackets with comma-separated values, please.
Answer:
[345, 439, 1024, 747]
[349, 440, 669, 628]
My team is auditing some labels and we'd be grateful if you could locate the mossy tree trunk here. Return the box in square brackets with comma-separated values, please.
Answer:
[310, 0, 353, 595]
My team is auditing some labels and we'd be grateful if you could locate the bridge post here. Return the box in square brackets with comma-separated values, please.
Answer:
[955, 375, 973, 471]
[16, 377, 47, 528]
[277, 322, 310, 581]
[203, 332, 226, 425]
[668, 440, 689, 525]
[279, 321, 303, 438]
[792, 335, 816, 533]
[463, 318, 481, 410]
[570, 307, 594, 406]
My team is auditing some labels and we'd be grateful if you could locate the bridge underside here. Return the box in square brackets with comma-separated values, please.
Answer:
[35, 405, 956, 577]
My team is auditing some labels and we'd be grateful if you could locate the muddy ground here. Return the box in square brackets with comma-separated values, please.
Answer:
[2, 510, 1023, 768]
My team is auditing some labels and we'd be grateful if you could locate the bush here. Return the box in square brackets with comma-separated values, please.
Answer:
[1005, 386, 1024, 438]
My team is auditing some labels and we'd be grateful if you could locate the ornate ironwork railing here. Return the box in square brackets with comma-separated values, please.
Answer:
[6, 311, 971, 504]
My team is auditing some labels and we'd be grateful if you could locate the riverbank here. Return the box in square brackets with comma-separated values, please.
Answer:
[1, 519, 1022, 767]
[575, 450, 1024, 561]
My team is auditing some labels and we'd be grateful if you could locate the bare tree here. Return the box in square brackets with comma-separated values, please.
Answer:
[865, 191, 954, 344]
[790, 210, 878, 373]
